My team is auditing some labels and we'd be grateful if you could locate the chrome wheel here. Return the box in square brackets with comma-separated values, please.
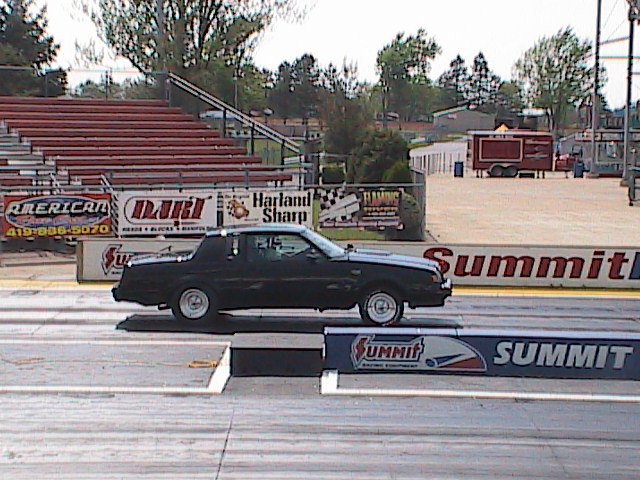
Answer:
[359, 289, 403, 326]
[178, 288, 210, 320]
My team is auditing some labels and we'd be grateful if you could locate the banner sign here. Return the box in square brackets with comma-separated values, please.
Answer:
[116, 191, 218, 236]
[222, 190, 312, 227]
[422, 245, 640, 289]
[324, 328, 640, 380]
[2, 193, 111, 238]
[350, 242, 640, 289]
[78, 238, 200, 281]
[317, 187, 401, 228]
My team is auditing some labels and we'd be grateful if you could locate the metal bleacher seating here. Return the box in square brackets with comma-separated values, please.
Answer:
[0, 95, 292, 189]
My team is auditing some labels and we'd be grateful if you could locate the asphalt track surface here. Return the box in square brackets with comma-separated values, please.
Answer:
[0, 286, 639, 479]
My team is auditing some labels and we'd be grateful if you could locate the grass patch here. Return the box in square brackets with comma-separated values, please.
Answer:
[319, 228, 386, 241]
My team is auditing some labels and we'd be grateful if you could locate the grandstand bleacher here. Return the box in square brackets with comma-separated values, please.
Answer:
[0, 96, 292, 188]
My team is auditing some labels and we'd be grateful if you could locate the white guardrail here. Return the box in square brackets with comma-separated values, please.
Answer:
[79, 238, 640, 288]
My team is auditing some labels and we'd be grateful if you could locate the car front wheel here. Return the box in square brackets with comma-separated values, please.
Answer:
[172, 286, 217, 322]
[358, 288, 404, 326]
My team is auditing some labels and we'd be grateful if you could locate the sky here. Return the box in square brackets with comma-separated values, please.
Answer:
[40, 0, 639, 109]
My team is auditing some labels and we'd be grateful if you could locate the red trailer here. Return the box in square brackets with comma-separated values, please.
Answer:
[468, 130, 554, 177]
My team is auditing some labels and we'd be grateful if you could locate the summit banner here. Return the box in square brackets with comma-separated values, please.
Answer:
[352, 243, 640, 289]
[324, 328, 640, 380]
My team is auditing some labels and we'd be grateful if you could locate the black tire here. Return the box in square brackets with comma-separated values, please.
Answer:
[504, 165, 518, 177]
[171, 285, 217, 322]
[358, 287, 404, 326]
[488, 164, 504, 177]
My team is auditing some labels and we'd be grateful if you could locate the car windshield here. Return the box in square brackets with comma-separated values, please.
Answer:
[302, 229, 345, 258]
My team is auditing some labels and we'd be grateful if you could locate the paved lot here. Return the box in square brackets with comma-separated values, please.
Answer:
[426, 173, 640, 246]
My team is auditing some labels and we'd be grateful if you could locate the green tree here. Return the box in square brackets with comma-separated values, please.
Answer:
[376, 29, 440, 121]
[494, 80, 524, 116]
[290, 53, 322, 118]
[468, 52, 501, 108]
[437, 55, 470, 106]
[268, 60, 295, 120]
[320, 61, 370, 156]
[514, 27, 599, 136]
[348, 129, 408, 184]
[81, 0, 301, 78]
[0, 0, 66, 96]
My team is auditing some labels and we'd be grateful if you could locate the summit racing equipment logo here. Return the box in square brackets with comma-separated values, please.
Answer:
[101, 244, 172, 276]
[350, 335, 487, 372]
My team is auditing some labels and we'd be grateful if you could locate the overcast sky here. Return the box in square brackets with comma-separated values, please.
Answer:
[42, 0, 638, 109]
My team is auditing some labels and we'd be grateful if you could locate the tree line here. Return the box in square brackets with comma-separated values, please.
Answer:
[0, 0, 603, 184]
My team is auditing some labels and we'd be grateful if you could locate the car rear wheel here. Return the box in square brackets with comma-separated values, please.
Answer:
[172, 286, 217, 322]
[358, 288, 404, 326]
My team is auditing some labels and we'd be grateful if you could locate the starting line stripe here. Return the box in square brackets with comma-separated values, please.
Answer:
[0, 339, 230, 346]
[320, 370, 640, 403]
[0, 345, 232, 396]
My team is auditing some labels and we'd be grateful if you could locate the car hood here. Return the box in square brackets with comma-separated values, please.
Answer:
[344, 248, 440, 272]
[127, 250, 193, 267]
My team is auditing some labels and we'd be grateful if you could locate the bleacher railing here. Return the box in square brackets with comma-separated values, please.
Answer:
[165, 73, 301, 162]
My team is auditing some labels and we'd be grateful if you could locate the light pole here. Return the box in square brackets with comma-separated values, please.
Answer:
[591, 0, 602, 173]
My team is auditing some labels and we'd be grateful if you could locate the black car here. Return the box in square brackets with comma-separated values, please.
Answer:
[112, 223, 452, 326]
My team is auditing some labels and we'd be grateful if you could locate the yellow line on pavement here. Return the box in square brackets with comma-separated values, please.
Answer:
[0, 279, 113, 290]
[453, 286, 640, 298]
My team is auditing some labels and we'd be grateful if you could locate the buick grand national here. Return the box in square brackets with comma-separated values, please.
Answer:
[112, 224, 452, 326]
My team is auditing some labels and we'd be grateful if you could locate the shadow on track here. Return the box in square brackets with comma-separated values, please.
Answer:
[116, 312, 459, 334]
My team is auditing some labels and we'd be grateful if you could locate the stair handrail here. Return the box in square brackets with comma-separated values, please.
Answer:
[166, 73, 300, 155]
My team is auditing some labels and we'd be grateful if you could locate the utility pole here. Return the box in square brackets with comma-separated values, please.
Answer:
[591, 0, 602, 173]
[623, 5, 637, 183]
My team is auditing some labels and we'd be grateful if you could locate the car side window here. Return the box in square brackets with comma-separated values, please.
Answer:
[247, 234, 314, 263]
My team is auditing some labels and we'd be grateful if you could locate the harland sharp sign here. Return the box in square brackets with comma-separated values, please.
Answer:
[222, 190, 313, 227]
[421, 245, 640, 288]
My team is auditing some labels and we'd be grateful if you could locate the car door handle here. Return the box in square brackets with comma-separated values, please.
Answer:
[351, 269, 361, 276]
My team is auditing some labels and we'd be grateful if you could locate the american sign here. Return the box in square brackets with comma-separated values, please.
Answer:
[2, 193, 111, 238]
[116, 191, 218, 236]
[222, 190, 313, 227]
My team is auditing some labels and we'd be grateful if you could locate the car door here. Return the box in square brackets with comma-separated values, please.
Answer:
[188, 233, 246, 309]
[242, 232, 352, 308]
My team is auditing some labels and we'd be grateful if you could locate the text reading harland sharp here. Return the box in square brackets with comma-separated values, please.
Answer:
[252, 191, 311, 223]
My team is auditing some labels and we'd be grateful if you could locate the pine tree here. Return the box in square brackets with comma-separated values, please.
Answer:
[468, 52, 501, 107]
[0, 0, 66, 96]
[437, 55, 470, 106]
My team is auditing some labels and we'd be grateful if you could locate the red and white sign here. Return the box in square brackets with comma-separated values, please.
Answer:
[353, 242, 640, 289]
[2, 193, 111, 238]
[116, 191, 218, 236]
[78, 238, 200, 281]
